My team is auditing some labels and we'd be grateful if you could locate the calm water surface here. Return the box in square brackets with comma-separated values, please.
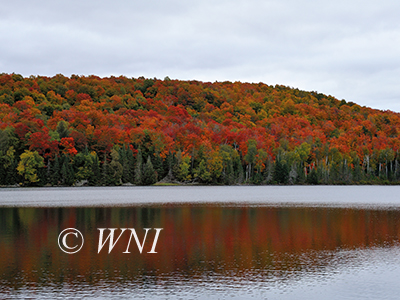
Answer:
[0, 186, 400, 299]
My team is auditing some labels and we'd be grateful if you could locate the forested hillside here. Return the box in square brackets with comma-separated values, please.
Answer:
[1, 73, 400, 186]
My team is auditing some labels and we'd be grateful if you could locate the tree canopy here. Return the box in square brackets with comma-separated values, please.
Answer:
[1, 73, 400, 186]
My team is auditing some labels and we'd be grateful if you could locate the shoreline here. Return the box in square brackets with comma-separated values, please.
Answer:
[1, 185, 400, 209]
[2, 181, 400, 188]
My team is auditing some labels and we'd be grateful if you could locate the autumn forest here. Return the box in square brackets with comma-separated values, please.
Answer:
[1, 73, 400, 186]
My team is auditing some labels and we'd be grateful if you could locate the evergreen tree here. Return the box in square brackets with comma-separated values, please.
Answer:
[120, 146, 131, 183]
[90, 153, 101, 185]
[287, 163, 298, 185]
[6, 159, 19, 185]
[142, 155, 157, 185]
[37, 161, 47, 186]
[152, 152, 164, 180]
[101, 154, 115, 185]
[163, 151, 175, 179]
[134, 148, 143, 185]
[0, 161, 5, 185]
[224, 158, 235, 185]
[273, 156, 289, 184]
[232, 152, 244, 184]
[0, 145, 16, 185]
[252, 168, 263, 184]
[172, 151, 182, 180]
[61, 155, 74, 186]
[45, 159, 51, 185]
[0, 130, 9, 153]
[126, 146, 135, 183]
[262, 156, 274, 184]
[351, 153, 363, 183]
[110, 148, 123, 185]
[52, 154, 61, 185]
[306, 168, 319, 185]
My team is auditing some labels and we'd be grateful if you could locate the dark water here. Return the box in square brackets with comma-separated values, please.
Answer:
[1, 186, 400, 299]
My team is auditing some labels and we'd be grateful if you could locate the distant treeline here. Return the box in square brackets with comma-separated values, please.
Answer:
[1, 73, 400, 186]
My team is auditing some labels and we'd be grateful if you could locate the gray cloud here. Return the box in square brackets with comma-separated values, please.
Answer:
[1, 0, 400, 111]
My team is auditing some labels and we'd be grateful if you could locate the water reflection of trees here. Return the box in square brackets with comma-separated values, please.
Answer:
[0, 206, 399, 289]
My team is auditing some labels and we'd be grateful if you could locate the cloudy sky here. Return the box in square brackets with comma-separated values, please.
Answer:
[1, 0, 400, 111]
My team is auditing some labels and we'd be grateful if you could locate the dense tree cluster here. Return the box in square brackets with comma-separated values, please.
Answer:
[1, 73, 400, 186]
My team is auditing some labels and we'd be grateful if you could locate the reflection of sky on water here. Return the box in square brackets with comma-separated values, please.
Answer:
[1, 186, 400, 208]
[2, 246, 400, 299]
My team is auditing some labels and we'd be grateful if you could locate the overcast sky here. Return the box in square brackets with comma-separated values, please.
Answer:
[1, 0, 400, 112]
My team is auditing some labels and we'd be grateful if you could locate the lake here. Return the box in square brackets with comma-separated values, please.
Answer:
[0, 186, 400, 299]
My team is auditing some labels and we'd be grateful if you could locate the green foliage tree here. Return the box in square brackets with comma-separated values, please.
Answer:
[56, 120, 70, 139]
[74, 148, 98, 184]
[194, 159, 211, 183]
[177, 153, 191, 182]
[208, 152, 223, 183]
[17, 150, 45, 184]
